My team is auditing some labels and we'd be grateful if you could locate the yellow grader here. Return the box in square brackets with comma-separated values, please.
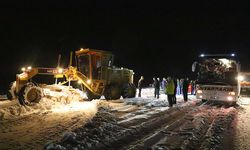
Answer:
[9, 48, 136, 105]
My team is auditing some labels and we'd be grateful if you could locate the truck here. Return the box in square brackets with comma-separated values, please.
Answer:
[238, 72, 250, 96]
[192, 54, 240, 105]
[9, 48, 136, 105]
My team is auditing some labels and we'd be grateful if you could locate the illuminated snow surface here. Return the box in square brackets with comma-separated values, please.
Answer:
[1, 86, 250, 150]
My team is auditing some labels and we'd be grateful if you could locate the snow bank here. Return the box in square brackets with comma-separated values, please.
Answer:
[0, 85, 86, 120]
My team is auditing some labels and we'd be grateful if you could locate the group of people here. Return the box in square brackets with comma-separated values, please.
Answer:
[137, 76, 191, 107]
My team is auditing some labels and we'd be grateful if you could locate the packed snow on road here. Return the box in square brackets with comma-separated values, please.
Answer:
[0, 86, 250, 150]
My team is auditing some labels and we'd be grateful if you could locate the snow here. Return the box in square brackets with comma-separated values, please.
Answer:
[2, 86, 250, 149]
[0, 84, 87, 120]
[127, 87, 199, 108]
[233, 97, 250, 150]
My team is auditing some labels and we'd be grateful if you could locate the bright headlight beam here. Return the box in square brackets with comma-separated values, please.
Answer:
[237, 75, 244, 81]
[58, 68, 63, 74]
[87, 79, 91, 84]
[21, 67, 26, 72]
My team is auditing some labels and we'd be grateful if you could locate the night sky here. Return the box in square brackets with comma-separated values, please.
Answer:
[1, 1, 250, 91]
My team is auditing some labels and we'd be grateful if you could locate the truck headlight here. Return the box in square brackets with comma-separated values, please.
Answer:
[237, 75, 244, 81]
[227, 96, 233, 101]
[229, 92, 236, 96]
[197, 90, 202, 94]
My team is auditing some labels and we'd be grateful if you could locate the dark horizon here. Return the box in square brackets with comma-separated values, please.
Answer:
[1, 1, 250, 92]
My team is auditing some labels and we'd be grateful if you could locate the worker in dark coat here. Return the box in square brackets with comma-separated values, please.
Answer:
[153, 77, 160, 98]
[138, 76, 144, 97]
[173, 77, 177, 104]
[182, 77, 189, 102]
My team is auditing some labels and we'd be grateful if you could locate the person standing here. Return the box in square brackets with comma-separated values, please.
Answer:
[180, 78, 183, 95]
[161, 77, 167, 93]
[166, 76, 175, 107]
[182, 77, 189, 102]
[153, 77, 160, 98]
[173, 77, 177, 104]
[138, 76, 144, 97]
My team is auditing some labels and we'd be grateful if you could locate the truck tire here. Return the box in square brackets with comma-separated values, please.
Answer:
[122, 83, 136, 98]
[86, 89, 101, 100]
[104, 85, 121, 100]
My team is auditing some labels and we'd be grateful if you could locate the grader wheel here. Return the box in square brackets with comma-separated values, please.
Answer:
[18, 83, 42, 105]
[122, 83, 136, 98]
[104, 85, 121, 100]
[86, 89, 101, 100]
[24, 86, 42, 103]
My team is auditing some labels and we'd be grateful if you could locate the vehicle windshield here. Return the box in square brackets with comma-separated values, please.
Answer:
[197, 58, 238, 85]
[78, 55, 90, 78]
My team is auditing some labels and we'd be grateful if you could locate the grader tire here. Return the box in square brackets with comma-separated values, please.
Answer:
[18, 83, 42, 105]
[104, 85, 121, 100]
[122, 83, 136, 98]
[24, 86, 42, 103]
[86, 89, 101, 100]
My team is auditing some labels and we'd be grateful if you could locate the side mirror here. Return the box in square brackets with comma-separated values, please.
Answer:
[192, 61, 197, 72]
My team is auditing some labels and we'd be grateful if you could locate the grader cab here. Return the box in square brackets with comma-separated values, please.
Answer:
[75, 48, 136, 100]
[10, 48, 136, 105]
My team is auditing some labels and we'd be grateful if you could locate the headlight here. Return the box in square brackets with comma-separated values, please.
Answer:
[87, 79, 91, 84]
[58, 68, 63, 74]
[227, 96, 233, 101]
[21, 67, 26, 72]
[229, 92, 236, 95]
[197, 90, 202, 94]
[27, 66, 32, 70]
[237, 75, 244, 81]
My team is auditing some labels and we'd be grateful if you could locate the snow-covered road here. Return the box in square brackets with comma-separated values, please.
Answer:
[0, 86, 250, 150]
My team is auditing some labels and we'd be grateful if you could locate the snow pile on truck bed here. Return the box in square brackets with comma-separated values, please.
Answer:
[0, 85, 86, 120]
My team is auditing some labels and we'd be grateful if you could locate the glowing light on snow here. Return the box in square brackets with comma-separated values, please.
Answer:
[52, 101, 98, 113]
